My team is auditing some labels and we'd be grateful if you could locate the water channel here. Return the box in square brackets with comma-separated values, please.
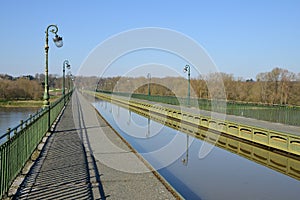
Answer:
[94, 100, 300, 200]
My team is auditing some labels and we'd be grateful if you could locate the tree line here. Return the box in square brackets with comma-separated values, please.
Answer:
[76, 67, 300, 106]
[2, 67, 299, 105]
[0, 73, 65, 100]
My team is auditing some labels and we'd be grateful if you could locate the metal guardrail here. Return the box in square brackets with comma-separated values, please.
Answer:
[0, 91, 73, 199]
[91, 92, 300, 157]
[96, 90, 300, 126]
[90, 91, 300, 181]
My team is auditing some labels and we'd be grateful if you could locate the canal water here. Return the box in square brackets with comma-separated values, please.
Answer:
[94, 100, 300, 200]
[0, 107, 38, 144]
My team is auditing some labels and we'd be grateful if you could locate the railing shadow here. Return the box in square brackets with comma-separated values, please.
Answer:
[13, 98, 107, 199]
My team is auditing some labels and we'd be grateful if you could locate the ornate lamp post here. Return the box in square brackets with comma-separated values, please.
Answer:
[183, 64, 191, 106]
[147, 73, 151, 96]
[62, 60, 71, 105]
[67, 72, 73, 93]
[44, 24, 63, 131]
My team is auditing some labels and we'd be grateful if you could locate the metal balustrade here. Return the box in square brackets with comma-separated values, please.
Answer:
[0, 91, 73, 199]
[96, 90, 300, 126]
[91, 91, 300, 157]
[91, 91, 300, 181]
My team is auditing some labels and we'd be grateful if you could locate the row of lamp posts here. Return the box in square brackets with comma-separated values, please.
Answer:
[96, 65, 190, 106]
[95, 66, 191, 166]
[44, 24, 72, 132]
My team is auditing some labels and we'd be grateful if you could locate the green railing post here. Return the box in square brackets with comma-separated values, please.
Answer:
[6, 128, 11, 141]
[20, 120, 23, 130]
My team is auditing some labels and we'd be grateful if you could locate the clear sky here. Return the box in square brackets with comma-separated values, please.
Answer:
[0, 0, 299, 80]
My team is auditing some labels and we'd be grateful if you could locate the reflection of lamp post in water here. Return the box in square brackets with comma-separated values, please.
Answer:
[127, 110, 131, 125]
[181, 134, 189, 165]
[146, 118, 150, 138]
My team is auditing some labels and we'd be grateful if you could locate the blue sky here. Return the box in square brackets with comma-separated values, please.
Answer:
[0, 0, 299, 79]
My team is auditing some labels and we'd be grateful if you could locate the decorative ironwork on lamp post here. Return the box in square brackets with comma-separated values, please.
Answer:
[67, 71, 73, 93]
[147, 73, 151, 96]
[183, 64, 191, 107]
[62, 60, 71, 105]
[44, 24, 63, 132]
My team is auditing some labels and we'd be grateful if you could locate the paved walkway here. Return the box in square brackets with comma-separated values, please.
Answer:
[13, 91, 178, 199]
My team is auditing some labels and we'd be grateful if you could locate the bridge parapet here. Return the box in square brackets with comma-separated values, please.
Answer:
[91, 91, 300, 157]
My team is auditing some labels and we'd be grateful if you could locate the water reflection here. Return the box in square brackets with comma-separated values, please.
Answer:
[181, 134, 189, 166]
[94, 100, 300, 200]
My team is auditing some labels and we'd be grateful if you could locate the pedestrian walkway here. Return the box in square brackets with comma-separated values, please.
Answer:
[13, 91, 178, 200]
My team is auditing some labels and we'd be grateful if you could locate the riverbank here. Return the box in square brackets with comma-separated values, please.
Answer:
[0, 95, 62, 108]
[0, 100, 43, 108]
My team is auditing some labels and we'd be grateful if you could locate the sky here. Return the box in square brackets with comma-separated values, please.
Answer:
[0, 0, 299, 80]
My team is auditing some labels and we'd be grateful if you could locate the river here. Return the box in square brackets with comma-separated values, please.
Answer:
[93, 100, 300, 200]
[0, 107, 38, 144]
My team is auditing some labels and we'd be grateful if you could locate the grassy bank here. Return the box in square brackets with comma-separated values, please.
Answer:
[0, 100, 43, 108]
[0, 95, 61, 108]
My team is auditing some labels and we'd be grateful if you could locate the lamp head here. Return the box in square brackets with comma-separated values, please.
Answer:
[183, 66, 188, 73]
[53, 34, 63, 48]
[66, 63, 71, 70]
[183, 64, 190, 73]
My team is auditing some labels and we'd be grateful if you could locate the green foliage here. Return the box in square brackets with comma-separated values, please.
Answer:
[0, 73, 65, 101]
[0, 78, 43, 100]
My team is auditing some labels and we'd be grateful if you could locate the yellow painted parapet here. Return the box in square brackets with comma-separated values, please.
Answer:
[91, 91, 300, 156]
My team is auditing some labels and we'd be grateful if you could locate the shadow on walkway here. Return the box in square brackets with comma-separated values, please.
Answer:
[13, 99, 107, 200]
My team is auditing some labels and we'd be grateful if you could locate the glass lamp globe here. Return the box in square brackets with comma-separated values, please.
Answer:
[53, 35, 63, 48]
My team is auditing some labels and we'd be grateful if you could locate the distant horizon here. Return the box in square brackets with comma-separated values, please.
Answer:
[1, 67, 299, 81]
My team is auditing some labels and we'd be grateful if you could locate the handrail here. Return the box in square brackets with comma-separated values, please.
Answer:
[0, 90, 73, 199]
[90, 90, 300, 181]
[95, 90, 300, 126]
[0, 108, 44, 141]
[90, 91, 300, 156]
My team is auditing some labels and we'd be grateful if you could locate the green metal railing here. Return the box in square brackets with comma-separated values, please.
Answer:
[93, 92, 300, 156]
[0, 91, 72, 199]
[96, 90, 300, 126]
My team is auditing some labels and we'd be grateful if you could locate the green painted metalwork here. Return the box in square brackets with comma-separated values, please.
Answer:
[91, 91, 300, 157]
[0, 91, 73, 199]
[96, 90, 300, 126]
[90, 90, 300, 180]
